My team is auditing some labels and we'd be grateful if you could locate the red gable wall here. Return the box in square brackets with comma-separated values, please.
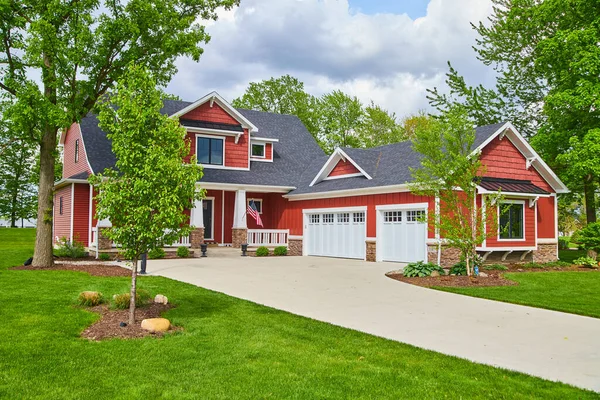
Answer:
[328, 159, 360, 177]
[62, 123, 92, 179]
[182, 102, 239, 125]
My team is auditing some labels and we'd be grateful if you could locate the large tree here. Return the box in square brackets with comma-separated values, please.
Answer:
[357, 101, 404, 148]
[319, 90, 364, 153]
[427, 0, 600, 223]
[89, 65, 203, 325]
[0, 138, 37, 227]
[0, 0, 237, 267]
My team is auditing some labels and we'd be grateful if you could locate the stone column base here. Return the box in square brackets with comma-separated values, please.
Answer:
[190, 228, 205, 256]
[427, 244, 461, 268]
[232, 228, 247, 248]
[98, 228, 113, 250]
[288, 238, 303, 256]
[533, 243, 558, 263]
[366, 240, 376, 262]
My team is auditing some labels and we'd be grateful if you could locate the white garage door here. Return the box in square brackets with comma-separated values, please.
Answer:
[380, 209, 427, 263]
[305, 211, 366, 259]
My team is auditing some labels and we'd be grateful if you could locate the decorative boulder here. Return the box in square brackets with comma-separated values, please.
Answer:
[430, 271, 440, 277]
[141, 318, 170, 333]
[154, 294, 168, 305]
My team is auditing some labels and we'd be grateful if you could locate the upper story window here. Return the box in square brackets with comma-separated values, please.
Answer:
[499, 202, 524, 240]
[251, 142, 265, 158]
[74, 139, 79, 163]
[59, 197, 63, 215]
[197, 136, 224, 166]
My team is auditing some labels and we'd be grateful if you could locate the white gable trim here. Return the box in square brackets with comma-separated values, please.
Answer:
[473, 122, 569, 194]
[170, 91, 259, 133]
[309, 148, 372, 187]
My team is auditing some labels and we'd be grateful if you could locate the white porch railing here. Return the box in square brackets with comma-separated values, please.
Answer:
[90, 226, 190, 248]
[247, 229, 289, 247]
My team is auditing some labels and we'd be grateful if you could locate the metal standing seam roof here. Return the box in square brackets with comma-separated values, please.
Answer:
[478, 177, 550, 195]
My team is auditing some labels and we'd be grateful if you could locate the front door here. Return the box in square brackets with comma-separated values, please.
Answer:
[203, 199, 213, 240]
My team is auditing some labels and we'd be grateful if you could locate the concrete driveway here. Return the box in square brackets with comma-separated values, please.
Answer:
[146, 254, 600, 392]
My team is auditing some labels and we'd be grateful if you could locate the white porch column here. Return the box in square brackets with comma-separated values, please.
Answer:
[191, 199, 204, 228]
[232, 190, 247, 229]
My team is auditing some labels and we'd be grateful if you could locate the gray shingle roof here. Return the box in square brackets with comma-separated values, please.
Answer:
[78, 100, 506, 195]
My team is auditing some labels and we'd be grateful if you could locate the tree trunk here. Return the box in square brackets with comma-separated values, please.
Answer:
[33, 51, 58, 267]
[32, 126, 57, 266]
[129, 257, 138, 326]
[584, 177, 597, 224]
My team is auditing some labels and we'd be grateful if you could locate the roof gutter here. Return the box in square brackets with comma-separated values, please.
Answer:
[54, 178, 90, 189]
[284, 183, 411, 201]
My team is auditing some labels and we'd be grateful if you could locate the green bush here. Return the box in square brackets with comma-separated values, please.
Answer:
[176, 246, 190, 258]
[558, 237, 570, 250]
[273, 246, 287, 256]
[148, 248, 166, 259]
[403, 261, 445, 278]
[483, 264, 508, 271]
[255, 246, 269, 257]
[113, 289, 151, 309]
[54, 237, 87, 258]
[543, 260, 571, 268]
[98, 253, 111, 261]
[77, 291, 104, 307]
[449, 261, 467, 276]
[573, 256, 599, 269]
[572, 223, 600, 252]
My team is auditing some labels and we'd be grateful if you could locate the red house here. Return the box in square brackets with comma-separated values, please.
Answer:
[53, 92, 568, 266]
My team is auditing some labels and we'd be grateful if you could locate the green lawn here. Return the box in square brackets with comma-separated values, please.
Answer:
[0, 229, 596, 399]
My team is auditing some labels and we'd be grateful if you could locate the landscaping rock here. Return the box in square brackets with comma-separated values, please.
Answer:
[154, 294, 168, 305]
[431, 271, 440, 277]
[141, 318, 170, 333]
[479, 272, 488, 278]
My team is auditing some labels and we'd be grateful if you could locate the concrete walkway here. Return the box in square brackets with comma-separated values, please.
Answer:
[146, 253, 600, 392]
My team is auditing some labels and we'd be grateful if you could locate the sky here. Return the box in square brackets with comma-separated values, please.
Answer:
[165, 0, 495, 119]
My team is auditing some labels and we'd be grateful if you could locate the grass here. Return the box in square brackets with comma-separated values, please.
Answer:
[0, 229, 596, 399]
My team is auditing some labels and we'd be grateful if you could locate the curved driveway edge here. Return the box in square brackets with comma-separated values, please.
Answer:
[146, 255, 600, 392]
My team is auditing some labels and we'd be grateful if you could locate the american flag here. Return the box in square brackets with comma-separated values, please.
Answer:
[247, 200, 264, 227]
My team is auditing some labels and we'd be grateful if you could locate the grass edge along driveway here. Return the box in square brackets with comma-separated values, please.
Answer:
[0, 228, 597, 399]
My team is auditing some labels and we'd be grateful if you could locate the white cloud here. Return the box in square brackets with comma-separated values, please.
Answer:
[167, 0, 494, 118]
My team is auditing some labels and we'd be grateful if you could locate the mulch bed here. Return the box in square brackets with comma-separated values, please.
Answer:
[81, 303, 176, 341]
[387, 272, 519, 288]
[13, 263, 131, 277]
[505, 264, 598, 273]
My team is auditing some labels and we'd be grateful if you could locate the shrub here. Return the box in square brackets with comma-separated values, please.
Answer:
[558, 237, 570, 250]
[543, 260, 571, 268]
[403, 261, 445, 277]
[572, 223, 600, 253]
[98, 253, 111, 261]
[55, 237, 87, 258]
[255, 246, 269, 257]
[148, 247, 166, 259]
[113, 289, 151, 309]
[523, 262, 544, 269]
[483, 264, 508, 271]
[77, 291, 104, 307]
[573, 256, 599, 269]
[273, 246, 287, 256]
[449, 261, 467, 276]
[176, 246, 190, 258]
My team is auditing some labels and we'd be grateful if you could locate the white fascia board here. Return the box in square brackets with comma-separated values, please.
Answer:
[309, 148, 372, 187]
[473, 122, 569, 194]
[185, 126, 244, 140]
[54, 178, 91, 189]
[251, 136, 279, 143]
[284, 184, 411, 201]
[375, 202, 429, 211]
[302, 205, 367, 214]
[322, 172, 364, 181]
[169, 91, 259, 133]
[197, 182, 295, 193]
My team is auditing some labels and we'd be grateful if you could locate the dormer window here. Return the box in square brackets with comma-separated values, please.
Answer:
[251, 142, 265, 158]
[197, 135, 224, 166]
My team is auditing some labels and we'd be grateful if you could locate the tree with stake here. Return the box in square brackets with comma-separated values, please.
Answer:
[409, 107, 502, 276]
[89, 65, 203, 325]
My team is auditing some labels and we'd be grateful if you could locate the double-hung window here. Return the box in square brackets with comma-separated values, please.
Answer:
[197, 136, 224, 166]
[499, 202, 524, 240]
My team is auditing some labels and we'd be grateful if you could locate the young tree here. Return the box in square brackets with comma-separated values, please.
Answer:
[89, 65, 203, 325]
[232, 75, 322, 142]
[409, 107, 501, 276]
[0, 0, 237, 267]
[358, 101, 404, 148]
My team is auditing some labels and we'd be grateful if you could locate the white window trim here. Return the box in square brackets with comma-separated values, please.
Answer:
[196, 134, 225, 167]
[498, 199, 527, 242]
[247, 198, 263, 214]
[250, 142, 266, 159]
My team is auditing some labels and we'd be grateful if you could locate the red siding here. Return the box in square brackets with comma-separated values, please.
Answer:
[182, 103, 239, 125]
[266, 143, 273, 161]
[328, 160, 360, 177]
[53, 185, 72, 243]
[73, 184, 91, 246]
[62, 123, 92, 179]
[537, 196, 556, 239]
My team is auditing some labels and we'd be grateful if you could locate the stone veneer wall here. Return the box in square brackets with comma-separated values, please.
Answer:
[190, 228, 205, 257]
[97, 228, 112, 250]
[232, 228, 247, 248]
[366, 241, 376, 262]
[427, 245, 462, 268]
[533, 243, 558, 263]
[288, 238, 303, 256]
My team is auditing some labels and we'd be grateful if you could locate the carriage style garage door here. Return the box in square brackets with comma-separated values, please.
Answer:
[305, 208, 366, 259]
[378, 205, 428, 263]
